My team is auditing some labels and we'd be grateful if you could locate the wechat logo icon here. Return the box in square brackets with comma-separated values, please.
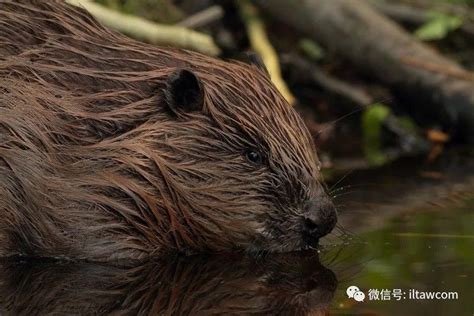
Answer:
[347, 285, 365, 302]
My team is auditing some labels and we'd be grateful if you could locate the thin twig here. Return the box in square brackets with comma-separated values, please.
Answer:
[177, 5, 224, 29]
[285, 55, 374, 106]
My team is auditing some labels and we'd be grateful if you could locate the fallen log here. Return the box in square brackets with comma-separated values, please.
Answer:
[254, 0, 474, 143]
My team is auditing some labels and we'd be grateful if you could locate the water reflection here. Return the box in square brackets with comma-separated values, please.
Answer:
[329, 198, 474, 315]
[0, 251, 337, 315]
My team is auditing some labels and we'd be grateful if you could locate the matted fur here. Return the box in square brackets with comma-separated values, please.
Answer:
[0, 0, 335, 260]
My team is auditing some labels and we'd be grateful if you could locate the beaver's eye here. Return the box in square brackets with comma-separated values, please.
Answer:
[244, 149, 264, 165]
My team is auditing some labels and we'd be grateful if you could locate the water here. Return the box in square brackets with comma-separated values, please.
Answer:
[326, 149, 474, 315]
[328, 197, 474, 315]
[0, 151, 472, 315]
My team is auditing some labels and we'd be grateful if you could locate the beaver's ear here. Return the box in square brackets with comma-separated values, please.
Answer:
[164, 69, 204, 113]
[246, 52, 270, 76]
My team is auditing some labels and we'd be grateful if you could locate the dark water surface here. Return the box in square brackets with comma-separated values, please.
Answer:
[0, 150, 472, 315]
[326, 149, 474, 315]
[328, 197, 474, 316]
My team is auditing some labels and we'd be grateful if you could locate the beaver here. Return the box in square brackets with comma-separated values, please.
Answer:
[0, 0, 337, 261]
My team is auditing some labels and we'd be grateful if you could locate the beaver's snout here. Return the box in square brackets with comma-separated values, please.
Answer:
[301, 197, 337, 246]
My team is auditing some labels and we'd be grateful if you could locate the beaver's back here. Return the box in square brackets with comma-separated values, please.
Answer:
[0, 0, 223, 94]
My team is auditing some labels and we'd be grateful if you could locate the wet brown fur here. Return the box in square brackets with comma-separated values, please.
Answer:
[0, 0, 334, 261]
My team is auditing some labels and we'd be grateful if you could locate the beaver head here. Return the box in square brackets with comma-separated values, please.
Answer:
[0, 0, 336, 259]
[153, 61, 337, 253]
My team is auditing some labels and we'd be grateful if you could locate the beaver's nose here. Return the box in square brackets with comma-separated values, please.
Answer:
[302, 197, 337, 243]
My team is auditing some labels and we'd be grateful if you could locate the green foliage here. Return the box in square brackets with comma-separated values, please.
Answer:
[299, 38, 325, 61]
[362, 103, 391, 166]
[415, 11, 463, 41]
[362, 104, 420, 166]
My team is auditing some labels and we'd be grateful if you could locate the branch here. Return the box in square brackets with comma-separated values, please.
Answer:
[284, 55, 374, 107]
[66, 0, 221, 56]
[237, 0, 295, 105]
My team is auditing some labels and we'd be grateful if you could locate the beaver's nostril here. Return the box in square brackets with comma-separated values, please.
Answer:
[302, 198, 337, 241]
[303, 217, 320, 236]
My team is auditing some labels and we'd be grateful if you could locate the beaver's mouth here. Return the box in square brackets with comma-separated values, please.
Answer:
[246, 223, 322, 253]
[245, 236, 320, 254]
[302, 233, 320, 250]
